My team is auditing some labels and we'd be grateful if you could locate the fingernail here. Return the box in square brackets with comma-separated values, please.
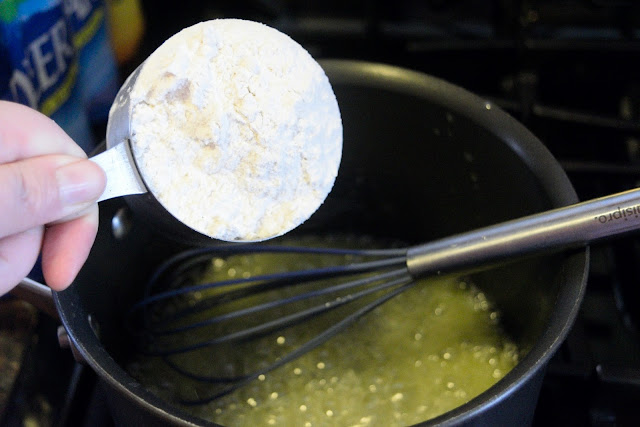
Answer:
[56, 160, 106, 206]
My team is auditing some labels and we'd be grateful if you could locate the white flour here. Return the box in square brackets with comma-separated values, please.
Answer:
[127, 19, 342, 241]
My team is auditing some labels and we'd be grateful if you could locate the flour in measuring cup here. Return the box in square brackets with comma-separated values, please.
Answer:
[127, 19, 342, 241]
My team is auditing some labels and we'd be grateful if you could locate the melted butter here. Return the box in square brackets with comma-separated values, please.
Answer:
[129, 237, 519, 426]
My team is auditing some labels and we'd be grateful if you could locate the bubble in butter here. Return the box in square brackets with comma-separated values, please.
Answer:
[128, 237, 519, 426]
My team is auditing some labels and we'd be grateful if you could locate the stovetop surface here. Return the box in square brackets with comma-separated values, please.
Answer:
[3, 1, 640, 426]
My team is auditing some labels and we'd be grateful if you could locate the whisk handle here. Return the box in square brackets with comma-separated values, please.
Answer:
[406, 187, 640, 277]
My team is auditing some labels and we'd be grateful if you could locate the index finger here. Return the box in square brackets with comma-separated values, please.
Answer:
[0, 101, 87, 163]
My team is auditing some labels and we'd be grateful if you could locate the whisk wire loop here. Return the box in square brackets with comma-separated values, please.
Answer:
[128, 243, 415, 405]
[172, 277, 416, 405]
[132, 254, 407, 311]
[145, 259, 409, 335]
[142, 267, 411, 356]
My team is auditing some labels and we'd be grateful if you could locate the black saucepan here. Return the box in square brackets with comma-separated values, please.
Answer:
[51, 59, 588, 426]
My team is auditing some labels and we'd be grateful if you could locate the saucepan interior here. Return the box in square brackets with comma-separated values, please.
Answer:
[54, 60, 588, 426]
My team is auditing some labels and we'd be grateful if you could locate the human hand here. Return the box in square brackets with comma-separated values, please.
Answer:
[0, 101, 106, 294]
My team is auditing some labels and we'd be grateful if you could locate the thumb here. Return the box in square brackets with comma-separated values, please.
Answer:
[0, 155, 106, 238]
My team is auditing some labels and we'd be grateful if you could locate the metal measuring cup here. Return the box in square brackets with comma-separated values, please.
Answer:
[91, 65, 213, 245]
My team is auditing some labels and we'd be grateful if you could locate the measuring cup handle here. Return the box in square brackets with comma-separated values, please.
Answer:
[90, 141, 147, 202]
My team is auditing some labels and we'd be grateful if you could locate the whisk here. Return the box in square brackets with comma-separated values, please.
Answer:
[128, 187, 640, 404]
